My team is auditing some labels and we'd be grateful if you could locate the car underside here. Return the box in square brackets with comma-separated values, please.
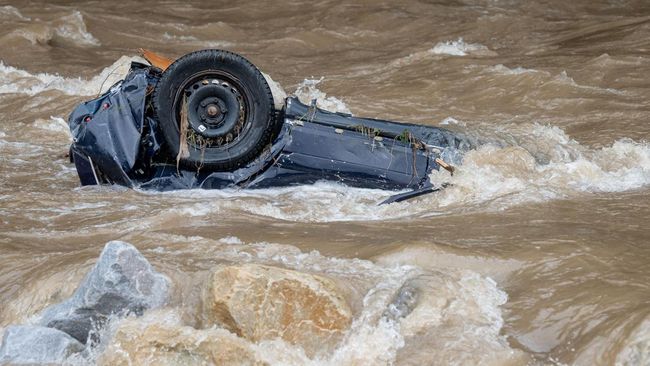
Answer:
[68, 49, 467, 204]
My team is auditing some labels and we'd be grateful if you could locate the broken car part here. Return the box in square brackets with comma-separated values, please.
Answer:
[68, 49, 466, 204]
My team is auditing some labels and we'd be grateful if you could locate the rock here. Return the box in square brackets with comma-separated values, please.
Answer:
[39, 241, 170, 344]
[98, 309, 265, 366]
[0, 325, 84, 364]
[203, 264, 352, 357]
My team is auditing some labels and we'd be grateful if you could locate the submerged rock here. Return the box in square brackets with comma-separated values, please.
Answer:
[383, 284, 419, 321]
[38, 241, 170, 344]
[203, 264, 352, 357]
[99, 309, 265, 366]
[0, 325, 84, 364]
[393, 273, 530, 366]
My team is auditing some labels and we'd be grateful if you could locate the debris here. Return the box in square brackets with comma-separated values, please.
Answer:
[68, 51, 470, 203]
[435, 157, 455, 175]
[140, 48, 173, 71]
[177, 95, 190, 172]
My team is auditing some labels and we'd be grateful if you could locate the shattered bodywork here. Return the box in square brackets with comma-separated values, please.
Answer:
[69, 60, 466, 204]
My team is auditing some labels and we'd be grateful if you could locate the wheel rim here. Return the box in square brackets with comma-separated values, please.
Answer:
[173, 70, 250, 149]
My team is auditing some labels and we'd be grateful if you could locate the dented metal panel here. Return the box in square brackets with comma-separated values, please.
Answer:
[68, 63, 463, 203]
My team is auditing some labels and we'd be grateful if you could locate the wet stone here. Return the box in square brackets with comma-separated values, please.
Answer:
[99, 309, 265, 366]
[0, 325, 84, 364]
[383, 284, 418, 321]
[203, 263, 352, 358]
[38, 240, 170, 344]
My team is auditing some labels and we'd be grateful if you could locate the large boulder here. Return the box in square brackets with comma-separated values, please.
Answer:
[0, 325, 84, 364]
[38, 241, 170, 344]
[98, 309, 264, 366]
[202, 264, 352, 357]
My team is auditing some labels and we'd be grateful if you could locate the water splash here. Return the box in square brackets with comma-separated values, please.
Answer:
[0, 5, 30, 21]
[35, 236, 518, 365]
[2, 11, 99, 47]
[147, 123, 650, 223]
[293, 77, 352, 114]
[428, 124, 650, 211]
[431, 37, 492, 56]
[0, 55, 145, 96]
[616, 318, 650, 366]
[161, 32, 233, 48]
[53, 11, 100, 47]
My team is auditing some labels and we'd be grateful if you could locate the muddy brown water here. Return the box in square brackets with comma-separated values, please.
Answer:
[1, 1, 650, 365]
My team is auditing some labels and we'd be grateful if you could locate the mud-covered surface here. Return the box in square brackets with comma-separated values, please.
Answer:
[1, 1, 650, 365]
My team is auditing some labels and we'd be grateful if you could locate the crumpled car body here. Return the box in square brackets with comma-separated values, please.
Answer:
[68, 58, 466, 204]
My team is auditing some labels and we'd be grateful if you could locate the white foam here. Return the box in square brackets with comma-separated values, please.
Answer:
[147, 124, 650, 223]
[487, 64, 539, 75]
[4, 11, 99, 47]
[150, 181, 413, 223]
[616, 318, 650, 365]
[428, 124, 650, 211]
[553, 70, 625, 95]
[8, 58, 646, 224]
[252, 255, 415, 365]
[387, 38, 494, 69]
[262, 72, 288, 109]
[0, 55, 145, 96]
[176, 202, 216, 217]
[53, 11, 99, 47]
[219, 236, 243, 245]
[0, 230, 516, 364]
[33, 116, 72, 141]
[431, 38, 490, 56]
[220, 270, 512, 366]
[483, 64, 624, 97]
[161, 32, 233, 48]
[293, 77, 352, 114]
[0, 5, 30, 21]
[60, 236, 516, 365]
[440, 116, 463, 125]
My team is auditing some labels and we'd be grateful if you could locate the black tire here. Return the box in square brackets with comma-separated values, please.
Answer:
[152, 49, 279, 171]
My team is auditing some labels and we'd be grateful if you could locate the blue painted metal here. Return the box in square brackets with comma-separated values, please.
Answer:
[68, 63, 465, 203]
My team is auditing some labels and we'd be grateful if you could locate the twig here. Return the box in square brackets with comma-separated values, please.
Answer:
[177, 96, 190, 174]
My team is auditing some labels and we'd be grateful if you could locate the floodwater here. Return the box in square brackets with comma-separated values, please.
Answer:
[1, 0, 650, 365]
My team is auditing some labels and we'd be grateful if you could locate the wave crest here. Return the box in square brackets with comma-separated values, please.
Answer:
[0, 55, 145, 96]
[2, 11, 99, 47]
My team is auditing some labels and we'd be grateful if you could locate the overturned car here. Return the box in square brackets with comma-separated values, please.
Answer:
[68, 49, 467, 204]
